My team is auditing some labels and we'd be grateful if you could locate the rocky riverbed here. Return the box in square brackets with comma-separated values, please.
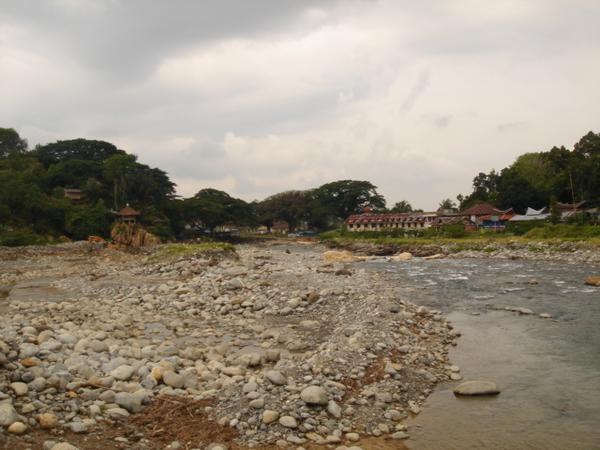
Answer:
[0, 242, 458, 450]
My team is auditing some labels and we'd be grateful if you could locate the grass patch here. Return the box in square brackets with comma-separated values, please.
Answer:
[319, 226, 600, 249]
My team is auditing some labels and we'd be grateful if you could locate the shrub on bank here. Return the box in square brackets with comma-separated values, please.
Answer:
[0, 227, 48, 247]
[524, 224, 600, 239]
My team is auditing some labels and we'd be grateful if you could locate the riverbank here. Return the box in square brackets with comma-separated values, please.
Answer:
[0, 242, 456, 449]
[321, 234, 600, 264]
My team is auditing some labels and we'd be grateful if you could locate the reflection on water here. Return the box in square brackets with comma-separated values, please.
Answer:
[365, 257, 600, 450]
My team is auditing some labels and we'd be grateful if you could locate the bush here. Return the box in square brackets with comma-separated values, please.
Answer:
[505, 220, 549, 236]
[439, 223, 467, 238]
[0, 228, 48, 246]
[524, 224, 600, 239]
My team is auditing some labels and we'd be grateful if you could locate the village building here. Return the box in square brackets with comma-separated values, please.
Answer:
[346, 211, 438, 232]
[509, 207, 551, 222]
[556, 201, 587, 220]
[115, 205, 140, 224]
[459, 202, 515, 229]
[63, 188, 84, 204]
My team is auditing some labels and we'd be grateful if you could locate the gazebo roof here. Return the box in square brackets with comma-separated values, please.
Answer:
[116, 205, 140, 216]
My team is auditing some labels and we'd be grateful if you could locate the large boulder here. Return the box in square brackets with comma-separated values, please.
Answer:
[390, 252, 413, 261]
[323, 250, 362, 263]
[453, 380, 500, 396]
[584, 276, 600, 287]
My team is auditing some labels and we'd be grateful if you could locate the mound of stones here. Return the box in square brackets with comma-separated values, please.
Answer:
[0, 243, 459, 447]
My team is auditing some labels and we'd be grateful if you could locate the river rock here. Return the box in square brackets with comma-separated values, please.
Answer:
[300, 386, 329, 405]
[38, 413, 59, 429]
[584, 276, 600, 286]
[453, 380, 500, 396]
[10, 381, 28, 396]
[0, 403, 18, 426]
[390, 252, 413, 261]
[115, 392, 143, 413]
[51, 444, 80, 450]
[265, 370, 286, 385]
[163, 371, 184, 388]
[262, 410, 279, 424]
[278, 415, 297, 428]
[8, 421, 27, 434]
[110, 365, 135, 381]
[323, 250, 361, 263]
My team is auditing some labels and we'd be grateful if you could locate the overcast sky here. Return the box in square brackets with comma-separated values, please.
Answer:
[1, 0, 599, 209]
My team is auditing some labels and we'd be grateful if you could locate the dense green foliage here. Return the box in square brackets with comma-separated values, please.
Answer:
[1, 127, 597, 246]
[254, 180, 386, 231]
[0, 130, 179, 245]
[458, 131, 600, 212]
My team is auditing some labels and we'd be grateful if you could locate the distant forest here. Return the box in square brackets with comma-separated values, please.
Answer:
[0, 127, 598, 245]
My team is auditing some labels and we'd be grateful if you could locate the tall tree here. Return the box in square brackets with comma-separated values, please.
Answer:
[258, 191, 311, 231]
[184, 188, 254, 231]
[390, 200, 413, 213]
[0, 128, 28, 157]
[438, 198, 456, 211]
[312, 180, 386, 221]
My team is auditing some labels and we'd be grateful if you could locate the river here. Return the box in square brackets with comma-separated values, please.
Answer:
[363, 256, 600, 450]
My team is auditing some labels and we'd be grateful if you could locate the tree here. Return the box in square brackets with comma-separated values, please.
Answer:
[312, 180, 386, 222]
[0, 128, 28, 157]
[184, 188, 254, 231]
[438, 198, 456, 211]
[35, 139, 124, 167]
[390, 200, 413, 213]
[103, 154, 138, 210]
[65, 201, 112, 240]
[258, 191, 311, 231]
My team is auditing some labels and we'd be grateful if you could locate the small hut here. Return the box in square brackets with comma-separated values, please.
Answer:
[63, 188, 84, 204]
[115, 205, 140, 224]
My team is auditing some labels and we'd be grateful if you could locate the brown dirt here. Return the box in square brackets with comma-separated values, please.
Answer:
[1, 396, 409, 450]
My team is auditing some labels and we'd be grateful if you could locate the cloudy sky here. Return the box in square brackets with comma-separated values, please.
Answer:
[1, 0, 599, 209]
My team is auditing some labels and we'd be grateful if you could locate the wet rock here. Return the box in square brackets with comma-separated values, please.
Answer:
[454, 380, 501, 396]
[390, 252, 413, 261]
[584, 276, 600, 286]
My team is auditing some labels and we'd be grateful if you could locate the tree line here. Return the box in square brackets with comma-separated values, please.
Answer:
[1, 127, 598, 245]
[456, 131, 600, 212]
[0, 128, 387, 244]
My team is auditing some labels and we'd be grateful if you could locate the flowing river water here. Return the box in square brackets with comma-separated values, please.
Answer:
[362, 256, 600, 450]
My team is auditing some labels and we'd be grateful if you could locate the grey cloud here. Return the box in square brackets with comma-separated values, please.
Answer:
[400, 70, 429, 113]
[497, 121, 527, 133]
[1, 0, 341, 81]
